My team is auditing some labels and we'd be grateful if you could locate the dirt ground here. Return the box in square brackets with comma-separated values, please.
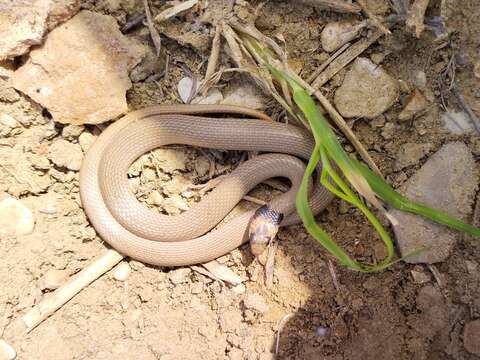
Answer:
[1, 0, 480, 359]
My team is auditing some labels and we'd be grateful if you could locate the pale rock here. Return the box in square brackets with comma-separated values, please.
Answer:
[162, 176, 191, 196]
[464, 320, 480, 355]
[0, 197, 35, 236]
[78, 131, 96, 152]
[0, 0, 80, 60]
[334, 58, 398, 118]
[12, 10, 146, 125]
[394, 142, 432, 170]
[244, 293, 268, 314]
[178, 76, 198, 103]
[38, 269, 68, 290]
[191, 88, 223, 105]
[62, 124, 84, 140]
[152, 149, 187, 173]
[442, 110, 474, 135]
[168, 268, 191, 284]
[222, 82, 267, 110]
[48, 139, 83, 171]
[321, 20, 366, 52]
[0, 339, 16, 360]
[413, 70, 427, 89]
[391, 142, 478, 263]
[28, 153, 51, 171]
[410, 270, 430, 284]
[113, 262, 131, 281]
[398, 89, 428, 121]
[149, 191, 164, 207]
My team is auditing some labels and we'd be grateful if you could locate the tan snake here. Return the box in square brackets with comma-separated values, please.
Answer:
[79, 104, 334, 266]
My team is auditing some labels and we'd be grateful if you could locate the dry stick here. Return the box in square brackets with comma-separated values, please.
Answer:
[306, 42, 351, 84]
[356, 0, 391, 35]
[143, 0, 161, 56]
[297, 0, 361, 13]
[311, 28, 383, 89]
[406, 0, 430, 38]
[21, 250, 125, 333]
[154, 0, 199, 22]
[199, 23, 222, 95]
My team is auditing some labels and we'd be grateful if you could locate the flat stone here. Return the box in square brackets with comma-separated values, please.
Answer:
[334, 57, 398, 119]
[0, 0, 80, 60]
[0, 197, 35, 236]
[391, 142, 478, 264]
[463, 319, 480, 355]
[12, 10, 145, 125]
[442, 110, 474, 135]
[394, 142, 432, 170]
[48, 139, 83, 171]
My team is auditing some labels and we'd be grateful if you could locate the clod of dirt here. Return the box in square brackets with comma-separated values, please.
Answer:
[0, 339, 16, 360]
[320, 21, 366, 53]
[113, 262, 131, 281]
[463, 319, 480, 355]
[221, 81, 267, 110]
[48, 139, 83, 171]
[334, 57, 399, 118]
[398, 89, 428, 121]
[78, 131, 96, 152]
[243, 293, 269, 314]
[37, 269, 68, 291]
[394, 142, 432, 170]
[0, 197, 35, 236]
[0, 0, 79, 60]
[391, 142, 478, 264]
[12, 10, 146, 125]
[410, 269, 430, 284]
[61, 124, 84, 140]
[414, 285, 448, 337]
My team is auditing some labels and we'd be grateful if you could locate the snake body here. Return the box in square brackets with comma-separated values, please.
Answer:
[79, 105, 334, 266]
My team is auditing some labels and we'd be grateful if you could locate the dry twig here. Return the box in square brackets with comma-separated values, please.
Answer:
[297, 0, 361, 13]
[356, 0, 391, 35]
[155, 0, 199, 22]
[143, 0, 161, 56]
[21, 250, 124, 333]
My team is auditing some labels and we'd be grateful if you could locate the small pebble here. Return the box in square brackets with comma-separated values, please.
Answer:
[410, 270, 430, 284]
[178, 76, 198, 103]
[398, 89, 428, 121]
[38, 269, 68, 290]
[62, 124, 84, 140]
[79, 132, 96, 152]
[316, 326, 330, 337]
[321, 20, 366, 52]
[168, 268, 191, 284]
[0, 339, 16, 360]
[113, 262, 131, 281]
[413, 70, 427, 89]
[0, 197, 35, 236]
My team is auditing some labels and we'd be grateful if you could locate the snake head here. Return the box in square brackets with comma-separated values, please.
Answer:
[248, 205, 283, 257]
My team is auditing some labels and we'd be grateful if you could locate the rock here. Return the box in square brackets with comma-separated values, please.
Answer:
[113, 262, 131, 281]
[0, 0, 79, 60]
[12, 10, 146, 125]
[410, 270, 430, 284]
[243, 293, 268, 314]
[463, 320, 480, 355]
[391, 142, 478, 264]
[413, 70, 427, 89]
[78, 132, 96, 152]
[394, 142, 432, 170]
[334, 58, 399, 118]
[0, 339, 16, 360]
[48, 139, 83, 171]
[28, 153, 51, 171]
[442, 110, 474, 135]
[321, 21, 366, 53]
[38, 269, 68, 290]
[168, 268, 191, 284]
[398, 89, 428, 121]
[62, 124, 84, 140]
[381, 122, 396, 140]
[0, 114, 19, 129]
[222, 81, 267, 110]
[0, 80, 19, 102]
[178, 76, 198, 103]
[0, 197, 35, 236]
[163, 195, 189, 214]
[152, 149, 187, 173]
[130, 49, 166, 83]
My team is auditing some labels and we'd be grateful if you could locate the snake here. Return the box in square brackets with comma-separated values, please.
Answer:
[79, 104, 334, 267]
